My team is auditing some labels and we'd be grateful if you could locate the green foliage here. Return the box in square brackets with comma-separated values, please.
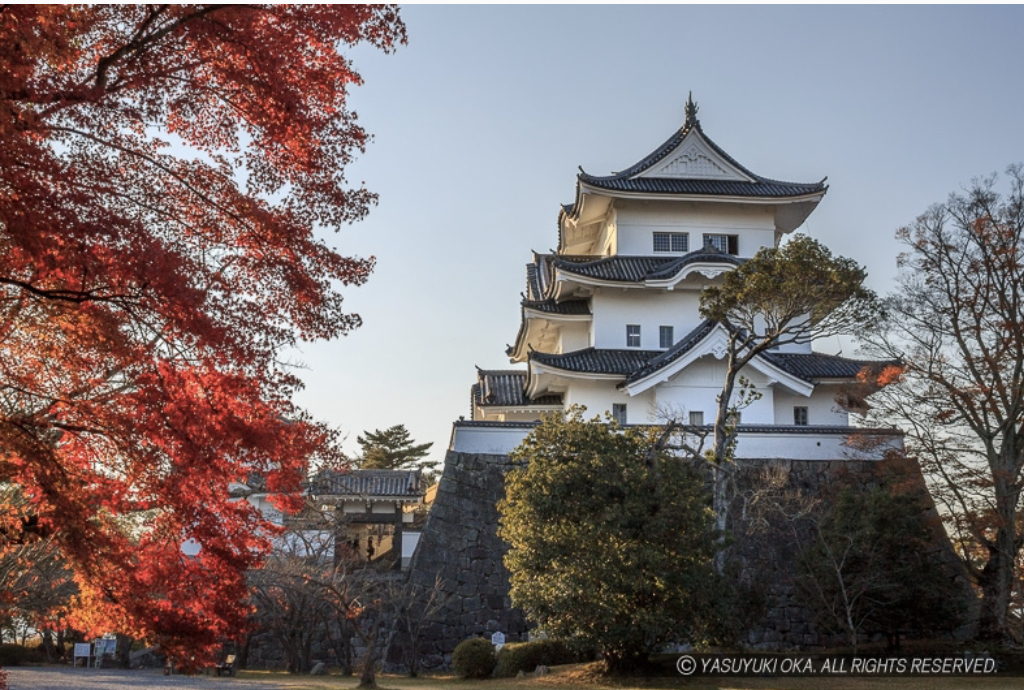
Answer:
[700, 233, 879, 344]
[499, 408, 719, 673]
[451, 638, 496, 679]
[494, 639, 593, 677]
[356, 424, 435, 471]
[797, 482, 966, 650]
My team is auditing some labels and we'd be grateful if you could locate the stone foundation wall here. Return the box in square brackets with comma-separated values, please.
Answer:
[385, 450, 968, 670]
[728, 456, 970, 648]
[384, 451, 528, 671]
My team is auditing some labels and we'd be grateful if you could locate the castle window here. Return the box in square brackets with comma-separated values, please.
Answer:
[659, 325, 674, 349]
[689, 411, 704, 426]
[703, 233, 739, 255]
[626, 324, 641, 348]
[654, 232, 689, 253]
[794, 406, 809, 426]
[612, 404, 627, 425]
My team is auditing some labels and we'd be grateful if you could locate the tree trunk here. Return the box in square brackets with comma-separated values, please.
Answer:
[235, 632, 252, 670]
[116, 634, 132, 669]
[712, 353, 740, 571]
[602, 648, 648, 675]
[407, 629, 419, 678]
[301, 630, 313, 675]
[977, 467, 1021, 642]
[332, 620, 354, 676]
[357, 626, 379, 689]
[41, 630, 56, 662]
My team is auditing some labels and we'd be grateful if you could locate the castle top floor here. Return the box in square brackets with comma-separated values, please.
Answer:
[558, 95, 828, 258]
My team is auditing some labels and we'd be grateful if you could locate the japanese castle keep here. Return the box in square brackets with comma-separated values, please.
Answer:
[457, 95, 893, 455]
[391, 98, 949, 669]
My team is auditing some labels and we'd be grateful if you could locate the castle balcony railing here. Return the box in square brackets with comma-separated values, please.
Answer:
[449, 420, 902, 461]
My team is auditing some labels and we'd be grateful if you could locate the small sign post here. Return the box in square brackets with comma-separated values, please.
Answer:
[491, 631, 506, 652]
[73, 642, 91, 668]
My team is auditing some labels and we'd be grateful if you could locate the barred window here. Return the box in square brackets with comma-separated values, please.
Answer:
[612, 404, 627, 425]
[689, 411, 704, 426]
[794, 406, 809, 426]
[626, 324, 641, 348]
[653, 232, 689, 252]
[659, 325, 674, 349]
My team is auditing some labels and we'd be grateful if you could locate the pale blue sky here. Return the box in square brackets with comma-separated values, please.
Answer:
[287, 5, 1024, 464]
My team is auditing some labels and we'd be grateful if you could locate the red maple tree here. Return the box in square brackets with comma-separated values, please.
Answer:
[0, 5, 405, 665]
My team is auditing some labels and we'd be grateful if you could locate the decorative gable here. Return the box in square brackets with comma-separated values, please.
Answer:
[622, 322, 814, 398]
[634, 131, 754, 182]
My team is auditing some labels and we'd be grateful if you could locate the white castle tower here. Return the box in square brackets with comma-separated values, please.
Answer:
[454, 97, 895, 460]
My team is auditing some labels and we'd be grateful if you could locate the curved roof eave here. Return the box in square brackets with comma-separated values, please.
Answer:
[576, 181, 827, 204]
[551, 250, 743, 288]
[573, 100, 826, 207]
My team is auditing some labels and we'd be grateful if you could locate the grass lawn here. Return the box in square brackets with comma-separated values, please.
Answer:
[231, 662, 1020, 690]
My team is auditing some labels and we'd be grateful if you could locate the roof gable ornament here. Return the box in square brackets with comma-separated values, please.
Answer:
[641, 137, 749, 181]
[634, 96, 754, 182]
[684, 91, 699, 126]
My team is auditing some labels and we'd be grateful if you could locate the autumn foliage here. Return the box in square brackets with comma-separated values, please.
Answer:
[0, 5, 405, 664]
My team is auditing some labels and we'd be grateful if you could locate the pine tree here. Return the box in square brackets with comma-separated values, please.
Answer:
[356, 425, 435, 472]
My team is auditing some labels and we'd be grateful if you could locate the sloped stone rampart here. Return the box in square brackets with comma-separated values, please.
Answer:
[727, 456, 969, 648]
[386, 451, 528, 671]
[389, 451, 967, 669]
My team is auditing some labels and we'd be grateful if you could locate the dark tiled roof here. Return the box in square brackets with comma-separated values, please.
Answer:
[452, 419, 901, 437]
[474, 369, 562, 407]
[626, 320, 716, 383]
[578, 118, 826, 199]
[454, 419, 541, 429]
[647, 248, 744, 278]
[762, 353, 880, 381]
[530, 348, 659, 376]
[522, 299, 590, 316]
[308, 469, 422, 498]
[549, 248, 742, 283]
[525, 262, 544, 302]
[579, 176, 826, 198]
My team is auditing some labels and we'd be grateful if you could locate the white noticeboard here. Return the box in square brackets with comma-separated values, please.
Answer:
[74, 642, 92, 667]
[491, 631, 505, 651]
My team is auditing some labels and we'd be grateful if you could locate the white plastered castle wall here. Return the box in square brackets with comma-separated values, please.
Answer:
[650, 357, 777, 424]
[614, 201, 776, 257]
[563, 378, 654, 424]
[590, 289, 702, 350]
[773, 385, 850, 426]
[557, 321, 590, 353]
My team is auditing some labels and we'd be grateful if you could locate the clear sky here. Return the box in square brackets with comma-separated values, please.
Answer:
[286, 5, 1024, 466]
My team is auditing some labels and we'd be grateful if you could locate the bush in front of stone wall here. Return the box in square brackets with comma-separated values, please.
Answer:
[0, 643, 38, 666]
[451, 638, 496, 679]
[494, 639, 592, 677]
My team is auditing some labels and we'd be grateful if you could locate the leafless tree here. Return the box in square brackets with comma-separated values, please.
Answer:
[861, 165, 1024, 642]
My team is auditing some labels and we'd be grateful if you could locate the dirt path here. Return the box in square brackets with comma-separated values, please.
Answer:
[4, 666, 293, 690]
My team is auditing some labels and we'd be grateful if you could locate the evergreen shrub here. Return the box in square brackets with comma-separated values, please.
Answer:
[451, 638, 496, 679]
[494, 639, 590, 677]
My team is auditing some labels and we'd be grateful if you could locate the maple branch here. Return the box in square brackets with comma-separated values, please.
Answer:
[91, 5, 228, 93]
[47, 125, 253, 231]
[0, 276, 137, 305]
